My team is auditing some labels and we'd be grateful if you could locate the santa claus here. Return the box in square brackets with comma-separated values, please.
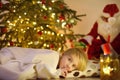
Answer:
[79, 4, 120, 59]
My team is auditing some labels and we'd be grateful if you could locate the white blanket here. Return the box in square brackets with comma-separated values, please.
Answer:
[0, 47, 60, 80]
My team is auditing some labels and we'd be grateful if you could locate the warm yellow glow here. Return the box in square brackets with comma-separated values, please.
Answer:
[23, 30, 26, 33]
[7, 20, 10, 23]
[46, 25, 49, 27]
[27, 27, 30, 29]
[37, 1, 41, 4]
[62, 22, 66, 28]
[42, 5, 47, 10]
[28, 41, 33, 45]
[20, 19, 24, 23]
[70, 19, 75, 23]
[33, 22, 37, 25]
[51, 13, 55, 18]
[100, 59, 104, 62]
[19, 16, 22, 18]
[26, 21, 29, 24]
[34, 41, 39, 45]
[106, 57, 111, 63]
[21, 29, 24, 31]
[7, 43, 10, 46]
[40, 26, 44, 30]
[14, 20, 17, 23]
[8, 23, 11, 26]
[24, 12, 27, 15]
[60, 34, 64, 37]
[57, 19, 60, 23]
[44, 31, 47, 34]
[103, 66, 113, 75]
[13, 23, 16, 26]
[58, 47, 62, 52]
[47, 44, 49, 47]
[52, 0, 55, 3]
[40, 37, 43, 40]
[43, 43, 47, 47]
[13, 10, 16, 12]
[34, 28, 36, 30]
[48, 31, 51, 35]
[51, 32, 54, 35]
[57, 33, 59, 36]
[12, 38, 16, 42]
[49, 7, 52, 11]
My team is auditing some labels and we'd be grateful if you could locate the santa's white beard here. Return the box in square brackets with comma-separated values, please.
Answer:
[98, 17, 120, 42]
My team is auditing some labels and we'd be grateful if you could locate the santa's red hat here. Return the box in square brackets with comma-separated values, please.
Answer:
[102, 4, 119, 17]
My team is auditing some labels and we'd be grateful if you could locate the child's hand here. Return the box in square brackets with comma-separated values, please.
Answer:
[60, 68, 68, 78]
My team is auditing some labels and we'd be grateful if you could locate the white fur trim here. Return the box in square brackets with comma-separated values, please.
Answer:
[108, 17, 116, 25]
[102, 13, 110, 18]
[83, 35, 93, 45]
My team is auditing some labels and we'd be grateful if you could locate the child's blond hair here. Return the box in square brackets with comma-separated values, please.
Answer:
[63, 48, 88, 71]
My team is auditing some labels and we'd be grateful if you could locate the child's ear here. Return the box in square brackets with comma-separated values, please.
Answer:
[61, 52, 66, 56]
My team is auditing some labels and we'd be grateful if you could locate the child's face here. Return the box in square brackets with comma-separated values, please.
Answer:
[59, 54, 79, 72]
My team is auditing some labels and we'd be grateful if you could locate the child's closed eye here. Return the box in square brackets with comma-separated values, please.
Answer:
[68, 57, 72, 62]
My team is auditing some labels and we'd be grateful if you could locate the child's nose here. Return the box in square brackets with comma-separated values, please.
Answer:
[66, 64, 72, 71]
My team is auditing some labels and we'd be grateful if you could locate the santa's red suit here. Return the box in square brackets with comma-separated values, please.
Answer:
[79, 4, 120, 59]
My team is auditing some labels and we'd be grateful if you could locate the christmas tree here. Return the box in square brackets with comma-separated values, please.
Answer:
[0, 0, 85, 51]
